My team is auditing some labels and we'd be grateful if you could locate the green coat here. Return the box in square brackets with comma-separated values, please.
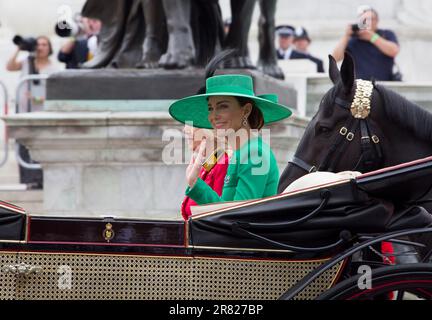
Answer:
[185, 136, 279, 205]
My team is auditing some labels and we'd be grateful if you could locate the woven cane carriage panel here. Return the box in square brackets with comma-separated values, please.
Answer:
[0, 252, 18, 300]
[15, 252, 193, 300]
[192, 257, 341, 300]
[12, 252, 341, 300]
[293, 263, 342, 300]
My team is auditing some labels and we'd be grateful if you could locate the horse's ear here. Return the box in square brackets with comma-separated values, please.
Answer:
[328, 55, 340, 84]
[340, 51, 356, 94]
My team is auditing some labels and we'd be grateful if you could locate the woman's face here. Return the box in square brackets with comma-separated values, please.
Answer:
[36, 38, 50, 59]
[207, 96, 250, 133]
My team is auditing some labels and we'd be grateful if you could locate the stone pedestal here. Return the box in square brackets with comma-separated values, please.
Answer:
[45, 68, 297, 111]
[3, 69, 305, 219]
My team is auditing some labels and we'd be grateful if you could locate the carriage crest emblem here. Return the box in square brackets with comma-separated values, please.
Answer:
[103, 223, 115, 242]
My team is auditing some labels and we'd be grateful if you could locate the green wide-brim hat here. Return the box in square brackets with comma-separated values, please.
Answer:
[169, 74, 293, 129]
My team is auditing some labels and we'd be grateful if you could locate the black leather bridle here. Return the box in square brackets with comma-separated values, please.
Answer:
[290, 82, 384, 174]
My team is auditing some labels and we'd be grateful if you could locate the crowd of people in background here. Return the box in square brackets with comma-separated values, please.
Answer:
[275, 6, 400, 80]
[3, 5, 401, 117]
[6, 5, 400, 81]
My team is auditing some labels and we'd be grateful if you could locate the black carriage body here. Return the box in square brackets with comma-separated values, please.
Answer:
[0, 216, 345, 300]
[1, 157, 432, 300]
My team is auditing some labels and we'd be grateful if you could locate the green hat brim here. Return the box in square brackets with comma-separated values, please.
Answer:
[169, 92, 293, 129]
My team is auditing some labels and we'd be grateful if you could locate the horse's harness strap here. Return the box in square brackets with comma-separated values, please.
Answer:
[335, 97, 351, 110]
[289, 156, 317, 173]
[320, 116, 356, 171]
[358, 119, 379, 171]
[327, 119, 360, 172]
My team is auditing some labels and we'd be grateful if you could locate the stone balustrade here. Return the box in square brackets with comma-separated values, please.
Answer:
[284, 75, 432, 117]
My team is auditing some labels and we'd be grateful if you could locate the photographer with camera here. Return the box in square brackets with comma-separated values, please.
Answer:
[7, 36, 57, 79]
[57, 16, 101, 69]
[332, 6, 400, 81]
[6, 35, 58, 189]
[7, 35, 58, 112]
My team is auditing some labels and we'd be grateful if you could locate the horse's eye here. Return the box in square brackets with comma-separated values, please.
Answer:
[315, 125, 332, 136]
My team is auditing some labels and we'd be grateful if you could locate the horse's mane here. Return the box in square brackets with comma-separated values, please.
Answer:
[375, 84, 432, 142]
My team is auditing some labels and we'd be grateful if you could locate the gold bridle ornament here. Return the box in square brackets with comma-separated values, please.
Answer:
[350, 79, 373, 119]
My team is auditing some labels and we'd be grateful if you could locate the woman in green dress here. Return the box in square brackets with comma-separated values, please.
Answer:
[169, 74, 293, 206]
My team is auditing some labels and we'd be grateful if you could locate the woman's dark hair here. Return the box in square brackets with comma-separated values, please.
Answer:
[235, 97, 264, 130]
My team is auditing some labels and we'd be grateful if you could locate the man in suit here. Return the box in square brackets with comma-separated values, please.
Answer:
[276, 25, 324, 73]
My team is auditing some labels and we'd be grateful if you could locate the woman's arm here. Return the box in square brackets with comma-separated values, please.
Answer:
[186, 143, 273, 205]
[186, 165, 271, 205]
[6, 48, 23, 71]
[185, 178, 223, 204]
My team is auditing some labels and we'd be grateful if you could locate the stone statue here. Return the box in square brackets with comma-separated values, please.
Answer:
[81, 0, 283, 79]
[81, 0, 222, 69]
[136, 0, 223, 69]
[224, 0, 283, 79]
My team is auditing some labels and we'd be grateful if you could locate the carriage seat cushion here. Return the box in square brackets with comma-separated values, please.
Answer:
[283, 171, 362, 193]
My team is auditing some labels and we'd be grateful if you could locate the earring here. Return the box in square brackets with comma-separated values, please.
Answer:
[243, 116, 249, 127]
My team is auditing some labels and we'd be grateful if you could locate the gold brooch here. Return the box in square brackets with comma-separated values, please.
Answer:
[202, 149, 225, 172]
[103, 223, 115, 242]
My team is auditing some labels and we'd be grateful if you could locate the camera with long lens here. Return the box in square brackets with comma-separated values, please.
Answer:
[55, 18, 83, 38]
[12, 35, 37, 52]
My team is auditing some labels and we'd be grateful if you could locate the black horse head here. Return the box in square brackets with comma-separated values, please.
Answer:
[278, 52, 432, 193]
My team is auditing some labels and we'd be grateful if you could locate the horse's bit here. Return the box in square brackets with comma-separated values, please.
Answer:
[290, 79, 384, 174]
